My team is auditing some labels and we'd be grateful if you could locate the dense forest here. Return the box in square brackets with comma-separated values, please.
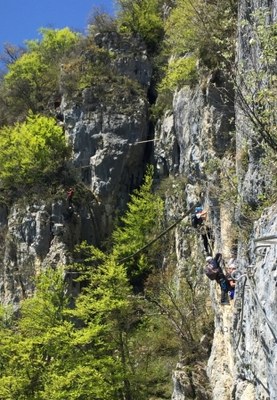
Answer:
[0, 0, 276, 399]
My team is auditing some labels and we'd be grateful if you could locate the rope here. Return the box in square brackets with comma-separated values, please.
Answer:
[203, 223, 214, 255]
[233, 269, 277, 348]
[246, 273, 277, 342]
[118, 205, 195, 264]
[65, 205, 196, 273]
[129, 139, 158, 145]
[234, 275, 247, 350]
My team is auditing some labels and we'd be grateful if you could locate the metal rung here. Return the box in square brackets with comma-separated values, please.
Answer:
[254, 235, 277, 244]
[254, 235, 277, 252]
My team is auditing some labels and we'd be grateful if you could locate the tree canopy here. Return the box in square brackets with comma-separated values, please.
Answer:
[1, 28, 79, 120]
[0, 113, 68, 187]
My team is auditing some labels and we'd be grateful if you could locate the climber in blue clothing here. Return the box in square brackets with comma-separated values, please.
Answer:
[204, 253, 230, 305]
[191, 206, 207, 228]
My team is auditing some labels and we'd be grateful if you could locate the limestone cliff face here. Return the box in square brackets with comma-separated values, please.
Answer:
[232, 205, 277, 400]
[0, 33, 152, 305]
[0, 198, 95, 305]
[155, 76, 236, 400]
[61, 32, 152, 240]
[160, 0, 277, 399]
[0, 2, 276, 399]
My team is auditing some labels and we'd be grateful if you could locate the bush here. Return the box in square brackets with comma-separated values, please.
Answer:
[117, 0, 165, 53]
[164, 0, 237, 68]
[158, 55, 198, 92]
[0, 113, 69, 187]
[2, 28, 79, 120]
[60, 39, 113, 95]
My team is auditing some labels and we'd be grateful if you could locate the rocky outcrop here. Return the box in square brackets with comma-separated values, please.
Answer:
[154, 2, 277, 398]
[62, 93, 149, 238]
[153, 72, 236, 399]
[232, 204, 277, 399]
[0, 2, 276, 399]
[0, 33, 153, 305]
[0, 198, 94, 305]
[61, 33, 152, 240]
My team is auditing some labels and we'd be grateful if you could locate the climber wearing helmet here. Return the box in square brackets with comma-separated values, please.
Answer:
[204, 253, 230, 305]
[67, 187, 75, 206]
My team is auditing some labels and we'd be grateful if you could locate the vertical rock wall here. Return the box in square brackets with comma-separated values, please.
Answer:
[0, 4, 276, 399]
[232, 205, 277, 400]
[157, 0, 277, 398]
[154, 74, 236, 399]
[0, 33, 152, 305]
[232, 0, 277, 398]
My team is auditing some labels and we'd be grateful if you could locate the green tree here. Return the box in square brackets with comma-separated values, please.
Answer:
[155, 0, 237, 103]
[0, 167, 210, 399]
[112, 165, 164, 286]
[26, 28, 79, 62]
[0, 113, 68, 187]
[117, 0, 165, 53]
[2, 28, 79, 119]
[0, 266, 130, 400]
[158, 55, 198, 93]
[0, 268, 70, 399]
[165, 0, 237, 66]
[3, 51, 48, 113]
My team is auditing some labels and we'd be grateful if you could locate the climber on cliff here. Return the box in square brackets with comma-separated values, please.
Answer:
[226, 259, 237, 300]
[204, 253, 230, 305]
[65, 187, 75, 220]
[67, 187, 75, 206]
[191, 206, 207, 228]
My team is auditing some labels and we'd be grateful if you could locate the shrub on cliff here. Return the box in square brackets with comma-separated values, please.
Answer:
[0, 113, 69, 187]
[153, 0, 237, 112]
[116, 0, 165, 53]
[2, 28, 79, 121]
[164, 0, 237, 67]
[158, 55, 198, 92]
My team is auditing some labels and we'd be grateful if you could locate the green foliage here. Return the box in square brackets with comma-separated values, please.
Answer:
[164, 0, 237, 66]
[3, 51, 47, 114]
[164, 0, 197, 56]
[26, 27, 79, 61]
[2, 28, 79, 120]
[60, 38, 113, 94]
[0, 267, 128, 399]
[203, 157, 221, 176]
[112, 165, 164, 285]
[19, 268, 68, 335]
[0, 166, 213, 399]
[158, 56, 198, 92]
[0, 113, 68, 187]
[154, 0, 237, 100]
[0, 269, 69, 399]
[123, 313, 180, 399]
[59, 35, 145, 114]
[145, 258, 212, 351]
[117, 0, 165, 53]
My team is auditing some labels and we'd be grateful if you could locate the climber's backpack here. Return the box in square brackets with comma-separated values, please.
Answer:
[204, 264, 220, 281]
